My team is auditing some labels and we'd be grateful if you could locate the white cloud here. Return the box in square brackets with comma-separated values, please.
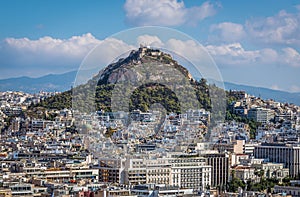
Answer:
[270, 83, 300, 93]
[165, 39, 205, 60]
[246, 10, 300, 46]
[136, 35, 164, 47]
[124, 0, 218, 26]
[6, 33, 99, 53]
[2, 33, 100, 67]
[0, 34, 134, 78]
[290, 85, 300, 93]
[210, 22, 246, 43]
[257, 48, 279, 64]
[210, 9, 300, 47]
[134, 35, 209, 63]
[269, 84, 300, 93]
[205, 43, 300, 68]
[1, 32, 300, 80]
[271, 85, 281, 91]
[206, 43, 260, 66]
[186, 1, 218, 26]
[281, 47, 300, 67]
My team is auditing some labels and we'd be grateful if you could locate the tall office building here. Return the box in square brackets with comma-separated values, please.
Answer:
[254, 143, 300, 177]
[203, 153, 229, 188]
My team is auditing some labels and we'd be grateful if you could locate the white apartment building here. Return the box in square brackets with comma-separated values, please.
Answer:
[169, 156, 211, 190]
[146, 158, 171, 185]
[10, 183, 34, 196]
[123, 158, 147, 185]
[248, 107, 275, 123]
[121, 154, 211, 191]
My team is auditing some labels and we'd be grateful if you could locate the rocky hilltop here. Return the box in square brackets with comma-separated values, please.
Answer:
[91, 46, 193, 85]
[32, 47, 213, 114]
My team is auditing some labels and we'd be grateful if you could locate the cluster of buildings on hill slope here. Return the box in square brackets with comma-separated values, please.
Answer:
[0, 91, 300, 196]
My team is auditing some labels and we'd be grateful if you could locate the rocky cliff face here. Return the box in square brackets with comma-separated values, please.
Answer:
[95, 47, 193, 85]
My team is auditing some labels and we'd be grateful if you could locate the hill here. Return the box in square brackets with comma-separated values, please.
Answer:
[2, 47, 299, 109]
[1, 67, 299, 106]
[33, 47, 215, 115]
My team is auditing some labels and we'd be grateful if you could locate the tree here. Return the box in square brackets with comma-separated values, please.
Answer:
[282, 176, 292, 186]
[258, 169, 265, 182]
[227, 171, 246, 193]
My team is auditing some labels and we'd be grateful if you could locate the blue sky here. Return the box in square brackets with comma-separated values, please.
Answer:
[0, 0, 300, 92]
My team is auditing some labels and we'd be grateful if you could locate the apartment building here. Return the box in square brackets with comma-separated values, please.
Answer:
[97, 158, 121, 183]
[254, 143, 300, 177]
[122, 154, 211, 191]
[248, 107, 275, 123]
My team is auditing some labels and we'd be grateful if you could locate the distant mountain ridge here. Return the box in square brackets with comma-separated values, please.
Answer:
[224, 82, 300, 105]
[0, 69, 299, 106]
[0, 71, 76, 93]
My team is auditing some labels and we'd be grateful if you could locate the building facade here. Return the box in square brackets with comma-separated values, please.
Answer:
[203, 153, 229, 188]
[121, 155, 212, 191]
[254, 143, 300, 177]
[248, 107, 275, 123]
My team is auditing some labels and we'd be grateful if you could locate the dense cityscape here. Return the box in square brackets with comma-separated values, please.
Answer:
[0, 87, 299, 197]
[1, 1, 300, 197]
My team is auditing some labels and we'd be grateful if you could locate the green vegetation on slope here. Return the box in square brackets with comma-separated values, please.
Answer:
[30, 78, 212, 114]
